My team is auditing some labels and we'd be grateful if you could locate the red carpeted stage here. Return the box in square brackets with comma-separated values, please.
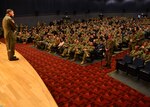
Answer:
[0, 42, 58, 107]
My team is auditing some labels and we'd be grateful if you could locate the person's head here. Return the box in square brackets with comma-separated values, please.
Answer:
[135, 45, 139, 51]
[6, 9, 14, 17]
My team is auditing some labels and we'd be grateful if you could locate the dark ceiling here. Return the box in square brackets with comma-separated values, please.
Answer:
[0, 0, 150, 17]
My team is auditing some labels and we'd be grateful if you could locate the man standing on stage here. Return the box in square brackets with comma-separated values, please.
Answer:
[2, 9, 19, 61]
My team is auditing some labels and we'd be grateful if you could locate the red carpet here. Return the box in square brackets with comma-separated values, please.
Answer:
[2, 41, 150, 106]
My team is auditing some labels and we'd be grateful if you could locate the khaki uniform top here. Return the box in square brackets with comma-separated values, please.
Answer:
[2, 14, 16, 39]
[105, 39, 114, 53]
[141, 53, 150, 62]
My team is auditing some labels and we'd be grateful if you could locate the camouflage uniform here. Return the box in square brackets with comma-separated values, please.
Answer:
[73, 42, 84, 61]
[61, 40, 70, 56]
[104, 38, 114, 68]
[47, 36, 56, 52]
[130, 47, 143, 58]
[33, 34, 41, 47]
[81, 42, 95, 64]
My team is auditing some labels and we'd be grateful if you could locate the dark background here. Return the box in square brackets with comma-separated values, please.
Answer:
[0, 0, 150, 18]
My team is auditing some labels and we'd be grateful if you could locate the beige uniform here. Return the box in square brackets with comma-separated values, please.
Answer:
[105, 39, 114, 67]
[2, 14, 16, 60]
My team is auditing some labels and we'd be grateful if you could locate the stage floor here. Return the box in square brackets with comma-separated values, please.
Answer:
[0, 42, 58, 107]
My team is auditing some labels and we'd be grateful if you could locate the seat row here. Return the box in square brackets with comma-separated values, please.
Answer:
[116, 55, 150, 82]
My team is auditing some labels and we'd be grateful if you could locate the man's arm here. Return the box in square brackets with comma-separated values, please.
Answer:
[8, 18, 16, 31]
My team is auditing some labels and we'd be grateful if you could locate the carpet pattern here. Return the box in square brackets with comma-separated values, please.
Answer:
[11, 43, 150, 106]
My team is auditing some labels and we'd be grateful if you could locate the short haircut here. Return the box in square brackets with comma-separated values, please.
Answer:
[6, 9, 13, 14]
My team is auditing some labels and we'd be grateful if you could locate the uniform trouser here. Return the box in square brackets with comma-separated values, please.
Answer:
[105, 51, 112, 66]
[62, 48, 68, 56]
[5, 36, 15, 60]
[82, 50, 90, 62]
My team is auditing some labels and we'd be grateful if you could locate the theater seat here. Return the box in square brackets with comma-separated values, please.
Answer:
[138, 61, 150, 81]
[116, 55, 133, 72]
[127, 58, 145, 76]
